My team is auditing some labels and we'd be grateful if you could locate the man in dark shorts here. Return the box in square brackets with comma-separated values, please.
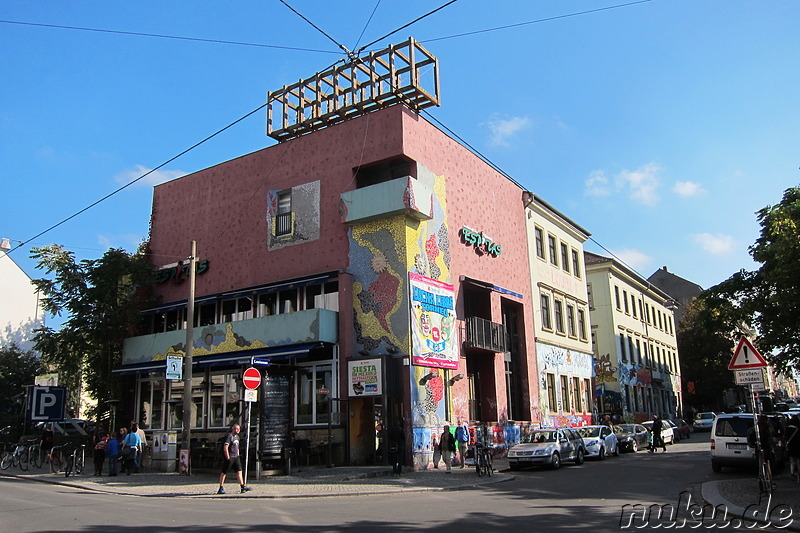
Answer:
[217, 424, 251, 494]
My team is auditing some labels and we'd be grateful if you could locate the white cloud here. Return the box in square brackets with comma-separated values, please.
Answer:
[114, 164, 186, 187]
[484, 115, 531, 147]
[616, 163, 660, 205]
[692, 233, 735, 254]
[585, 170, 611, 197]
[673, 181, 706, 197]
[611, 248, 652, 271]
[584, 162, 661, 205]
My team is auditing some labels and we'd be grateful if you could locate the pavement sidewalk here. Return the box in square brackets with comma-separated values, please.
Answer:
[0, 458, 513, 498]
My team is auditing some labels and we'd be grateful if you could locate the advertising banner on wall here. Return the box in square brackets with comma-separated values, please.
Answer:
[409, 272, 457, 369]
[348, 358, 382, 397]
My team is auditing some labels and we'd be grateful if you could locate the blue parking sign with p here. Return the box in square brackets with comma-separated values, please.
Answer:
[28, 386, 66, 422]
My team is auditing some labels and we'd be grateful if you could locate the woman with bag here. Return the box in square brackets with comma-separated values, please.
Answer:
[122, 427, 141, 475]
[93, 435, 108, 476]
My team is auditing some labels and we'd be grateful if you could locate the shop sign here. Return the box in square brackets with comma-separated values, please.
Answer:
[155, 259, 210, 284]
[348, 358, 382, 397]
[409, 272, 457, 369]
[460, 226, 501, 257]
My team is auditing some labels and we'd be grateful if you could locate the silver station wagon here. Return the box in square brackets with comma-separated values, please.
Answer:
[508, 428, 586, 470]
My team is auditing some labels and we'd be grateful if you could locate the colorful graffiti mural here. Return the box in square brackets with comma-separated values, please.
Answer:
[536, 342, 593, 428]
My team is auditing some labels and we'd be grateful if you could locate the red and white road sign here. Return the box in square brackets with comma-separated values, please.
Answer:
[728, 336, 767, 370]
[242, 367, 262, 390]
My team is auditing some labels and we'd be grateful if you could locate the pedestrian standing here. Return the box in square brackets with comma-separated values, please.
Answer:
[650, 415, 666, 453]
[786, 415, 800, 483]
[440, 424, 456, 473]
[431, 434, 441, 469]
[389, 420, 405, 476]
[122, 427, 142, 475]
[93, 435, 108, 475]
[217, 424, 251, 494]
[131, 421, 147, 473]
[455, 419, 470, 468]
[106, 431, 120, 476]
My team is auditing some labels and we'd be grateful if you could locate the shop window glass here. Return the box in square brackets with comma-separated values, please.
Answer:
[296, 363, 334, 425]
[258, 293, 277, 317]
[280, 289, 298, 314]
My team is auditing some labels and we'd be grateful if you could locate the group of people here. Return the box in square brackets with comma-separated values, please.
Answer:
[431, 419, 471, 472]
[92, 421, 147, 476]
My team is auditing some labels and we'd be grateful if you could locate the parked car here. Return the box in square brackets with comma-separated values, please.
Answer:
[671, 419, 691, 440]
[711, 413, 755, 472]
[693, 412, 717, 431]
[577, 425, 619, 460]
[661, 419, 681, 441]
[613, 424, 649, 453]
[508, 428, 586, 470]
[643, 420, 675, 446]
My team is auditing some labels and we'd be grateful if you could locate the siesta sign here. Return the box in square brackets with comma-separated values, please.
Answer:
[460, 226, 501, 257]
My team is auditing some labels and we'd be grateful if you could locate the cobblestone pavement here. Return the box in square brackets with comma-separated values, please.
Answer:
[0, 459, 513, 498]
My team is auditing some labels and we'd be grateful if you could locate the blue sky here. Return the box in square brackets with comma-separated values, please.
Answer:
[2, 1, 798, 308]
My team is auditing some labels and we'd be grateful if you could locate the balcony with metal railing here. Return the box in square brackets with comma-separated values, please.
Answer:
[464, 316, 507, 353]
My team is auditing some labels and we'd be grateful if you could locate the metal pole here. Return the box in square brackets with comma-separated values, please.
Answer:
[243, 399, 252, 485]
[327, 397, 333, 468]
[181, 241, 197, 473]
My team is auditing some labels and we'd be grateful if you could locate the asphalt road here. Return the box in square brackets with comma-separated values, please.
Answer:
[0, 432, 753, 532]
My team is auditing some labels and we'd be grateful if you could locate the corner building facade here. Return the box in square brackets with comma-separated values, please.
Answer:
[120, 104, 549, 470]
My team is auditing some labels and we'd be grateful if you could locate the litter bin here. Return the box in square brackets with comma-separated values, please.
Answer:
[151, 431, 177, 472]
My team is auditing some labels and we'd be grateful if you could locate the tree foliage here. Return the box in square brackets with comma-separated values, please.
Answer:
[0, 343, 42, 438]
[30, 245, 155, 419]
[706, 185, 800, 373]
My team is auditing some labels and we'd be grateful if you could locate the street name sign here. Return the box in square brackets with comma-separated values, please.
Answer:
[728, 336, 767, 370]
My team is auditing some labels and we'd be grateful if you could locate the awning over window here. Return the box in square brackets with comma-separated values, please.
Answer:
[111, 342, 325, 375]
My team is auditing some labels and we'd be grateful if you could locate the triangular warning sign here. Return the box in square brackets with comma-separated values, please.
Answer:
[728, 336, 767, 370]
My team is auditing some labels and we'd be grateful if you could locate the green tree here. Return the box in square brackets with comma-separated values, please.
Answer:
[0, 343, 42, 439]
[30, 245, 155, 420]
[676, 295, 744, 410]
[708, 185, 800, 373]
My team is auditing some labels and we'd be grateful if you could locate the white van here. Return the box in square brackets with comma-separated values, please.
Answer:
[710, 413, 755, 472]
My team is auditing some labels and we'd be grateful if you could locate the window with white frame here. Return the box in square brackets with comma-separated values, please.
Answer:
[548, 235, 558, 266]
[560, 375, 570, 412]
[577, 309, 587, 340]
[208, 372, 241, 428]
[547, 373, 557, 412]
[560, 243, 570, 273]
[572, 249, 581, 278]
[540, 293, 552, 330]
[137, 376, 165, 431]
[566, 304, 576, 337]
[296, 362, 335, 425]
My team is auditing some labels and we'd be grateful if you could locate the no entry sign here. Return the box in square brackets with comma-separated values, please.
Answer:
[242, 367, 262, 390]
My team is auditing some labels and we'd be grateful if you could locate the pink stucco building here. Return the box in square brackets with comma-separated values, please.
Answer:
[118, 99, 594, 471]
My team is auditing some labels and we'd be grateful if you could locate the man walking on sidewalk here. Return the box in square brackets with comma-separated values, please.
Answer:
[217, 424, 251, 494]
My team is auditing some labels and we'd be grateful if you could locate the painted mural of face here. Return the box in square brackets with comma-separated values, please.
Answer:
[420, 312, 432, 337]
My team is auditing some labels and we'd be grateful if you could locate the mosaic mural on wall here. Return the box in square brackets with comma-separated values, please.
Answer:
[536, 342, 593, 428]
[348, 165, 453, 469]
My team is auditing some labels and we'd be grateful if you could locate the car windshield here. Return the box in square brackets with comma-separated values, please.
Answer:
[616, 424, 636, 433]
[522, 431, 557, 443]
[577, 427, 601, 438]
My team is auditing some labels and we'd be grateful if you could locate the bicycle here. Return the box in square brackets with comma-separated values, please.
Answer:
[27, 439, 43, 469]
[49, 444, 67, 473]
[63, 444, 85, 477]
[0, 441, 29, 471]
[474, 443, 493, 477]
[757, 448, 774, 495]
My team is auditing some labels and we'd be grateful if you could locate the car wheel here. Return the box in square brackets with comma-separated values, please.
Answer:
[550, 452, 561, 470]
[598, 447, 605, 461]
[631, 441, 638, 453]
[712, 461, 722, 473]
[574, 448, 585, 465]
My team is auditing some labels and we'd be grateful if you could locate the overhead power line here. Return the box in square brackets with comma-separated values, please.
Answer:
[357, 0, 459, 53]
[0, 19, 340, 54]
[422, 0, 652, 44]
[10, 103, 268, 256]
[278, 0, 354, 57]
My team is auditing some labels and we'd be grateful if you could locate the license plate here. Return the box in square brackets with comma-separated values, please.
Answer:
[727, 443, 747, 450]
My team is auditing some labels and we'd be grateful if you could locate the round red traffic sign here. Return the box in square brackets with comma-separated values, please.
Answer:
[242, 367, 262, 390]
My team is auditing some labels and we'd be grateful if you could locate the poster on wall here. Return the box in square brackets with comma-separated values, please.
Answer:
[348, 358, 382, 397]
[409, 272, 457, 369]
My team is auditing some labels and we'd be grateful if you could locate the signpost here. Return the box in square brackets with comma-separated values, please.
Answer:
[728, 336, 768, 456]
[27, 386, 66, 422]
[241, 367, 261, 484]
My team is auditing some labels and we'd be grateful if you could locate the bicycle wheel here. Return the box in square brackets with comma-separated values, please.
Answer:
[0, 450, 12, 470]
[49, 450, 61, 473]
[18, 448, 28, 471]
[29, 446, 42, 469]
[74, 448, 84, 475]
[485, 457, 493, 477]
